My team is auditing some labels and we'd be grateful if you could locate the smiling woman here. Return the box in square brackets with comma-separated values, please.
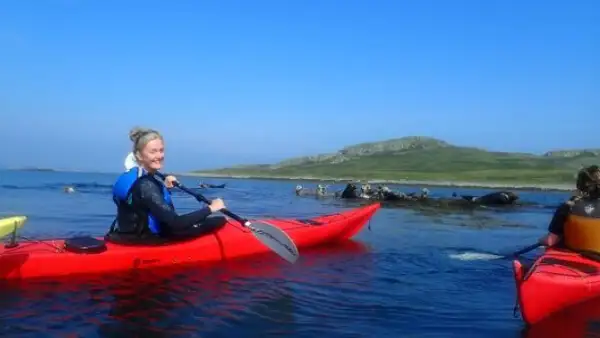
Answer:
[106, 127, 227, 243]
[129, 127, 165, 172]
[124, 128, 177, 188]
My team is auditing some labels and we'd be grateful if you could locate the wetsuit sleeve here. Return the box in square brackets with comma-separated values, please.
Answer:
[136, 178, 212, 230]
[547, 202, 571, 236]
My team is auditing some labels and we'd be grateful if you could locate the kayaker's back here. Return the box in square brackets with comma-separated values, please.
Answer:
[562, 164, 600, 254]
[563, 197, 600, 254]
[540, 165, 600, 253]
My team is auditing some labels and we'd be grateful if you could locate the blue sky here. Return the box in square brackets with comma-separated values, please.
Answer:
[0, 0, 597, 172]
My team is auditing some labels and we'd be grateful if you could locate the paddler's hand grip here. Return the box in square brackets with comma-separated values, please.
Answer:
[154, 172, 249, 226]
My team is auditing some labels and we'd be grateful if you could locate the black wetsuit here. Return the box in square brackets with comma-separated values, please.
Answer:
[547, 202, 571, 237]
[109, 175, 222, 243]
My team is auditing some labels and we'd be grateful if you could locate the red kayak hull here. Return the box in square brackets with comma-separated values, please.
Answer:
[522, 295, 600, 338]
[0, 203, 380, 280]
[513, 247, 600, 325]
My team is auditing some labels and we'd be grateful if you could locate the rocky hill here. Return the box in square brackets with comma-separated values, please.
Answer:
[192, 136, 600, 184]
[249, 136, 465, 169]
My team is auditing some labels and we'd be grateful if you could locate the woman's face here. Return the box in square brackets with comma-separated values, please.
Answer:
[136, 138, 164, 172]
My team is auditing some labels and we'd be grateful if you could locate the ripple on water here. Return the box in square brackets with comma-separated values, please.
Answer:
[0, 171, 564, 337]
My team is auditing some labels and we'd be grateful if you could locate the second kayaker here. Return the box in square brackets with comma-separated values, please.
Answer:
[107, 127, 227, 242]
[538, 165, 600, 251]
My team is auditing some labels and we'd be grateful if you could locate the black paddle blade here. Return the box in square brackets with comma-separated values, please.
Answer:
[245, 221, 299, 264]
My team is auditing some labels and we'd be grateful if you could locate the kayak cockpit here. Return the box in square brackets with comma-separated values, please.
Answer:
[103, 215, 228, 247]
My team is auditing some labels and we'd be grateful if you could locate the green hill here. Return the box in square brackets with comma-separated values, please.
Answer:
[192, 136, 600, 185]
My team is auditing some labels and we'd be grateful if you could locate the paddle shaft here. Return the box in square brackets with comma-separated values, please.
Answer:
[509, 243, 542, 258]
[155, 172, 248, 225]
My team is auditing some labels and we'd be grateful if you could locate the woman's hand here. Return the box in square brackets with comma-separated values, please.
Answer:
[209, 198, 226, 213]
[164, 175, 178, 189]
[538, 233, 560, 247]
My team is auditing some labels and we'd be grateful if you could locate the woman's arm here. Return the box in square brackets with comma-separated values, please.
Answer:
[136, 177, 212, 230]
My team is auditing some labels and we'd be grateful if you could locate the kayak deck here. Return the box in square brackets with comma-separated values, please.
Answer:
[0, 203, 380, 280]
[513, 247, 600, 325]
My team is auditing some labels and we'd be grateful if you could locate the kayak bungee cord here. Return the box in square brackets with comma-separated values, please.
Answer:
[6, 234, 65, 252]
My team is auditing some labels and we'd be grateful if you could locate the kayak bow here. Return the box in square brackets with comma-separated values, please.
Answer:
[513, 247, 600, 325]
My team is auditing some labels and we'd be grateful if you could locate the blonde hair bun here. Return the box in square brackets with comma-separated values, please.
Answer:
[129, 127, 152, 143]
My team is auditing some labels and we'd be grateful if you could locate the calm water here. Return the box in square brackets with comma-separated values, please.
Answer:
[0, 170, 573, 337]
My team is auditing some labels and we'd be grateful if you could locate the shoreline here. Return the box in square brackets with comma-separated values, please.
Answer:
[181, 172, 574, 192]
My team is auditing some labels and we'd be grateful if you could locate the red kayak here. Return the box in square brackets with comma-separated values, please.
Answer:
[0, 203, 380, 280]
[513, 247, 600, 325]
[522, 294, 600, 338]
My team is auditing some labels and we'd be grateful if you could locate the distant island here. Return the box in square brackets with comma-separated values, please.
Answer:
[9, 167, 57, 172]
[186, 136, 600, 190]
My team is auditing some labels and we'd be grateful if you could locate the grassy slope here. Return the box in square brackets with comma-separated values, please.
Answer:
[192, 140, 600, 184]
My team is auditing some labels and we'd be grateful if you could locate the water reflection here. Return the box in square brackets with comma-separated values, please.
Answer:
[0, 241, 371, 337]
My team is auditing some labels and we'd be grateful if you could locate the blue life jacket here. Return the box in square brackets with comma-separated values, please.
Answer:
[112, 167, 172, 234]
